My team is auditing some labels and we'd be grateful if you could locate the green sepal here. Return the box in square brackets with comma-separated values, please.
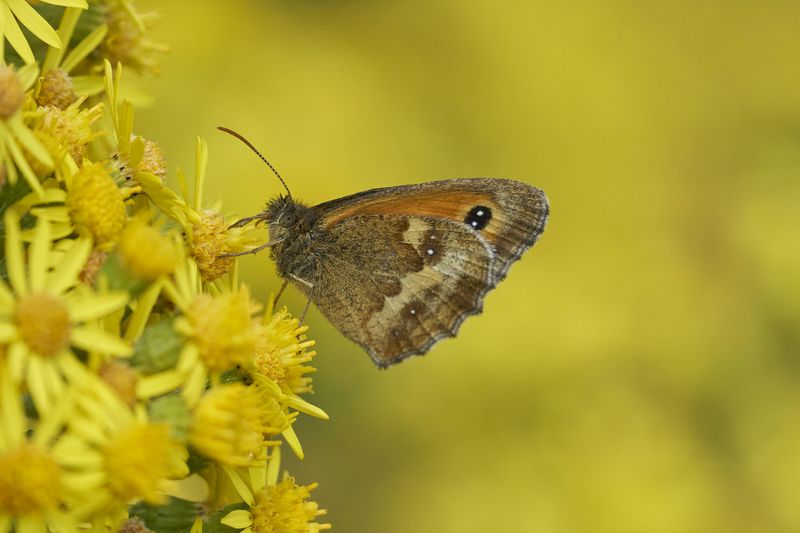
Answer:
[204, 502, 250, 533]
[128, 497, 200, 533]
[130, 318, 183, 373]
[149, 393, 191, 441]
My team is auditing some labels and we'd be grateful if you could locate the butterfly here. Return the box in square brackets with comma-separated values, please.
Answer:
[220, 128, 549, 368]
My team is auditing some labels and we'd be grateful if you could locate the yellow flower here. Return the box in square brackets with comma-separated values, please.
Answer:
[0, 213, 131, 414]
[0, 64, 53, 196]
[0, 368, 81, 532]
[53, 373, 188, 524]
[189, 381, 290, 467]
[116, 218, 180, 282]
[169, 268, 259, 403]
[221, 447, 330, 533]
[66, 162, 128, 249]
[99, 0, 168, 75]
[0, 0, 88, 65]
[36, 68, 76, 109]
[135, 136, 261, 283]
[33, 96, 104, 172]
[253, 302, 318, 397]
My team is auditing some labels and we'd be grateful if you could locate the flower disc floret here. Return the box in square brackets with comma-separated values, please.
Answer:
[251, 477, 330, 533]
[189, 383, 288, 466]
[67, 163, 127, 249]
[118, 220, 179, 280]
[0, 444, 63, 516]
[37, 68, 76, 109]
[0, 65, 24, 119]
[103, 422, 187, 504]
[183, 290, 257, 372]
[15, 292, 71, 357]
[190, 211, 234, 282]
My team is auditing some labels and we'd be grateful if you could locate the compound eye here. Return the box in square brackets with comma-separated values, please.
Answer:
[282, 211, 297, 227]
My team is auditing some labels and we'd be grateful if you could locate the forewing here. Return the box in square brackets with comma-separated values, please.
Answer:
[314, 178, 549, 283]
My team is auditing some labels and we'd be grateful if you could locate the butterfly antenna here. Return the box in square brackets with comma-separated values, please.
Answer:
[217, 126, 292, 199]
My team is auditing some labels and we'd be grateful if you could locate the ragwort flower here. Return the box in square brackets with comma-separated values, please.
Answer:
[221, 447, 330, 533]
[53, 372, 188, 524]
[0, 213, 131, 414]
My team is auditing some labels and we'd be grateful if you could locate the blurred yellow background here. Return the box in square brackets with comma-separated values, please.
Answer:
[138, 1, 800, 532]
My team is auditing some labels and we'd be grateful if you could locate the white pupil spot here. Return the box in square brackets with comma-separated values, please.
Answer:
[410, 309, 416, 315]
[476, 210, 484, 216]
[471, 221, 478, 227]
[427, 248, 435, 256]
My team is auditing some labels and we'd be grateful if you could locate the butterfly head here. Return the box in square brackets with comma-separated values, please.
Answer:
[263, 194, 315, 239]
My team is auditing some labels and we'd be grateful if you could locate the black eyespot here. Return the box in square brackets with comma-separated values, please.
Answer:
[464, 205, 492, 231]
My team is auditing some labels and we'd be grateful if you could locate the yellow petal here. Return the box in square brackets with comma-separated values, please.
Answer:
[0, 278, 14, 308]
[62, 23, 107, 73]
[28, 220, 52, 292]
[282, 394, 330, 420]
[4, 211, 27, 295]
[11, 113, 53, 168]
[221, 510, 253, 529]
[266, 446, 281, 486]
[71, 326, 132, 356]
[68, 292, 128, 322]
[7, 0, 62, 48]
[222, 465, 254, 506]
[47, 237, 92, 294]
[7, 131, 46, 197]
[8, 342, 28, 382]
[40, 0, 88, 8]
[136, 370, 185, 399]
[282, 424, 304, 460]
[0, 3, 34, 64]
[26, 356, 52, 415]
[0, 323, 17, 343]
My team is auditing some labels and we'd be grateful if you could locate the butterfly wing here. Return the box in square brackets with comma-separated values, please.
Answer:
[310, 215, 495, 366]
[314, 178, 549, 283]
[307, 178, 549, 366]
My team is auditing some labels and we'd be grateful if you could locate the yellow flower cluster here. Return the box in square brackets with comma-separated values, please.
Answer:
[0, 4, 329, 533]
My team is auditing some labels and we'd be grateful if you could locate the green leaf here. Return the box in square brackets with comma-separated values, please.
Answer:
[129, 497, 200, 533]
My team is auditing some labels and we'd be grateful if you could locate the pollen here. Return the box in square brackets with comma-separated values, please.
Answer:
[189, 383, 288, 466]
[103, 423, 187, 504]
[190, 211, 234, 282]
[251, 477, 331, 533]
[118, 220, 179, 281]
[67, 163, 127, 249]
[140, 138, 167, 178]
[185, 290, 256, 372]
[0, 443, 63, 516]
[36, 68, 77, 109]
[15, 292, 71, 357]
[0, 65, 24, 119]
[37, 100, 103, 164]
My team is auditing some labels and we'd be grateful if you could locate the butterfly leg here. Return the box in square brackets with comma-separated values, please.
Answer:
[273, 279, 289, 306]
[287, 273, 315, 324]
[299, 296, 313, 324]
